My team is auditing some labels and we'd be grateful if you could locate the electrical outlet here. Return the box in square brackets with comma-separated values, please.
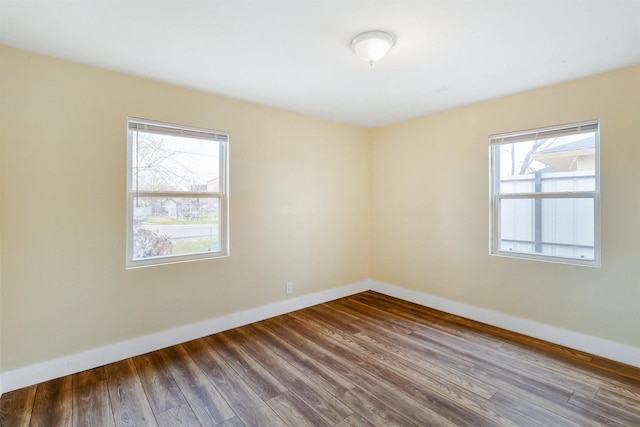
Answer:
[285, 281, 294, 295]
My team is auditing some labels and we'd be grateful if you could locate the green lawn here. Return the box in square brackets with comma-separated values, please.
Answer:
[172, 239, 219, 254]
[146, 215, 218, 225]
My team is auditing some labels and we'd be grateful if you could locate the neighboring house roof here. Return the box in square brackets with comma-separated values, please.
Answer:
[534, 136, 595, 155]
[531, 135, 595, 172]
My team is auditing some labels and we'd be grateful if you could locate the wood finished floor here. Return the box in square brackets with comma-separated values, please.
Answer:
[2, 291, 640, 426]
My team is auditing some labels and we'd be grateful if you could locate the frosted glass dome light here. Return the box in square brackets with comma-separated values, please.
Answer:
[351, 30, 395, 65]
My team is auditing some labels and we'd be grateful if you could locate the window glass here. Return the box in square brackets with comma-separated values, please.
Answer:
[127, 119, 228, 267]
[490, 121, 599, 265]
[132, 133, 220, 193]
[496, 134, 596, 194]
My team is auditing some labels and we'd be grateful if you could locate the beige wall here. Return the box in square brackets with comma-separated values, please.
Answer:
[371, 66, 640, 348]
[0, 46, 370, 371]
[1, 44, 638, 375]
[0, 53, 3, 384]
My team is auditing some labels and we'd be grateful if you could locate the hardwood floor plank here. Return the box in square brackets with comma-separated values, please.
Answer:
[266, 390, 331, 427]
[158, 344, 236, 426]
[337, 295, 502, 349]
[260, 315, 379, 378]
[409, 328, 575, 400]
[332, 295, 504, 357]
[204, 333, 287, 400]
[466, 364, 627, 426]
[72, 366, 108, 390]
[29, 377, 73, 427]
[341, 386, 422, 427]
[409, 326, 600, 397]
[305, 303, 366, 335]
[348, 293, 590, 379]
[262, 315, 460, 426]
[73, 380, 116, 427]
[595, 386, 640, 415]
[297, 306, 479, 376]
[599, 376, 640, 401]
[0, 385, 36, 427]
[248, 321, 357, 396]
[444, 314, 592, 363]
[333, 413, 376, 427]
[491, 340, 640, 398]
[362, 291, 596, 364]
[297, 307, 537, 427]
[569, 391, 640, 426]
[351, 292, 462, 331]
[132, 350, 187, 414]
[228, 326, 354, 424]
[376, 366, 538, 427]
[104, 359, 158, 426]
[214, 416, 245, 427]
[154, 403, 201, 427]
[309, 295, 640, 426]
[182, 338, 288, 427]
[372, 295, 604, 398]
[490, 390, 581, 427]
[308, 301, 500, 399]
[295, 306, 473, 385]
[354, 321, 499, 399]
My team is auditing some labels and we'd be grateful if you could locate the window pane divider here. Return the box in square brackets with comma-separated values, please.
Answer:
[131, 191, 222, 198]
[497, 191, 597, 200]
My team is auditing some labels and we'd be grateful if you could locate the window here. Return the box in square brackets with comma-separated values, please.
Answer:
[127, 118, 229, 268]
[490, 120, 599, 265]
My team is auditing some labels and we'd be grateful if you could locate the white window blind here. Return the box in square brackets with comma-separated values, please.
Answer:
[490, 120, 599, 146]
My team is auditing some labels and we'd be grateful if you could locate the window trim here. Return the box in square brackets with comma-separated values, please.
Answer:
[126, 117, 229, 268]
[489, 120, 600, 266]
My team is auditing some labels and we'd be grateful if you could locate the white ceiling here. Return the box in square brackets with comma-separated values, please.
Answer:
[1, 0, 639, 128]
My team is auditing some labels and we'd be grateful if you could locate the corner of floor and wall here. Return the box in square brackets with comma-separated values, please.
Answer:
[0, 45, 639, 395]
[1, 279, 639, 395]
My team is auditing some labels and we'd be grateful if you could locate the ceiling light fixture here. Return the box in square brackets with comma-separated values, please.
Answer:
[351, 30, 395, 65]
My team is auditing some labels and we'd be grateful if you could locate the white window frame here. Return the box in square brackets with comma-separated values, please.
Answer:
[489, 120, 600, 266]
[126, 118, 229, 268]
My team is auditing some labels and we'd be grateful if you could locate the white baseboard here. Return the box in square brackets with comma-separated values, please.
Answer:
[0, 280, 370, 394]
[369, 280, 640, 368]
[2, 278, 638, 394]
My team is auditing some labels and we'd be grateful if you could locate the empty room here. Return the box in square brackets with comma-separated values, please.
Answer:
[0, 0, 639, 425]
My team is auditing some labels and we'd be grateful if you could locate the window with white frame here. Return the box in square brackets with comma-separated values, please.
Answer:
[127, 118, 229, 268]
[489, 120, 600, 265]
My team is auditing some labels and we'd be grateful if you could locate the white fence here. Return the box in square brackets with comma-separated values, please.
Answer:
[499, 171, 595, 260]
